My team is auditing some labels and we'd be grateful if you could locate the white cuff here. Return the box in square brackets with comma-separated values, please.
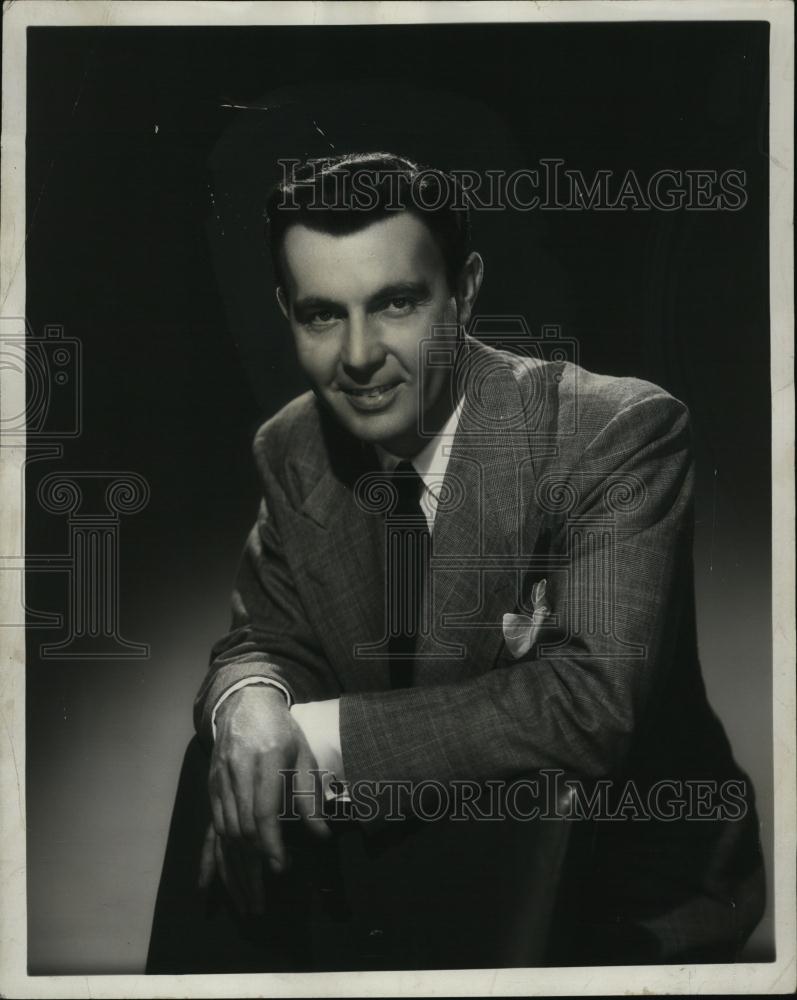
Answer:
[290, 698, 347, 800]
[210, 677, 292, 741]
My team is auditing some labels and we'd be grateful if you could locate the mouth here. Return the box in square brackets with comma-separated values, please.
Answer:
[339, 381, 402, 412]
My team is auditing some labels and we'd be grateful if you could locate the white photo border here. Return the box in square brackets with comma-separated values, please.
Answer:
[1, 1, 793, 996]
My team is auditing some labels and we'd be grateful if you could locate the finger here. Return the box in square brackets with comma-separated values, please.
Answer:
[259, 810, 288, 875]
[292, 756, 333, 839]
[230, 766, 258, 843]
[197, 823, 217, 890]
[294, 772, 332, 841]
[218, 767, 243, 840]
[215, 836, 247, 917]
[210, 798, 226, 838]
[208, 772, 227, 838]
[253, 766, 288, 873]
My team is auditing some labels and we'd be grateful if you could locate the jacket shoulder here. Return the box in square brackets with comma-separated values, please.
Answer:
[251, 391, 326, 487]
[566, 362, 685, 414]
[507, 352, 689, 436]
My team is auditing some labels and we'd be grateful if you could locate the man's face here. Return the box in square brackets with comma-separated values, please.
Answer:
[277, 213, 466, 457]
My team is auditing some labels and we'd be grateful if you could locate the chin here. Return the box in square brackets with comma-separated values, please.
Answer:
[337, 411, 413, 450]
[351, 420, 408, 448]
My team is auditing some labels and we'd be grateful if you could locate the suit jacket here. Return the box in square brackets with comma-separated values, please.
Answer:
[194, 336, 765, 968]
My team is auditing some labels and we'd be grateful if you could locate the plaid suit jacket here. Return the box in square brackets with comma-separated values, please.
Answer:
[194, 336, 764, 964]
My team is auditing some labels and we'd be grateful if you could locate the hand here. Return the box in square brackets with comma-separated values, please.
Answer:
[198, 821, 268, 917]
[208, 685, 330, 878]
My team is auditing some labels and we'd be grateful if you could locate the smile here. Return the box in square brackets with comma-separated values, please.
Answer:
[340, 382, 402, 412]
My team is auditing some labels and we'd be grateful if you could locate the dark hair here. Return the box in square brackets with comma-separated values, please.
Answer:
[265, 152, 471, 293]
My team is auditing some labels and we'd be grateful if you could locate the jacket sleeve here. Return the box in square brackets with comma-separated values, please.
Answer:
[339, 391, 694, 786]
[193, 467, 340, 748]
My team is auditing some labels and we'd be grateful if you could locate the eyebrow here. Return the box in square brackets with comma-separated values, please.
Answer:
[293, 281, 432, 315]
[366, 281, 432, 307]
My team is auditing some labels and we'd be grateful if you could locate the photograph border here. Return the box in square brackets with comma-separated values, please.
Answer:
[1, 1, 793, 996]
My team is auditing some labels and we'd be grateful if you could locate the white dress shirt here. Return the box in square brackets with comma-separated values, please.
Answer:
[211, 398, 465, 792]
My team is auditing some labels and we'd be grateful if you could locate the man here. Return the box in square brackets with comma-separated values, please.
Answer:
[148, 153, 765, 972]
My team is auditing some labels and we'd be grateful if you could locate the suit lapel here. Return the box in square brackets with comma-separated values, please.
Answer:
[294, 423, 393, 691]
[415, 338, 551, 684]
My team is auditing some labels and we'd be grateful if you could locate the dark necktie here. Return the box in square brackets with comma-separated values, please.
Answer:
[386, 461, 429, 689]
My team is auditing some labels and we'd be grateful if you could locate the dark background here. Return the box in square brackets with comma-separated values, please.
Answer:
[24, 22, 772, 972]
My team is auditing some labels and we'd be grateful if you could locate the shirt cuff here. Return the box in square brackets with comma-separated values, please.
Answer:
[210, 677, 292, 740]
[290, 698, 347, 800]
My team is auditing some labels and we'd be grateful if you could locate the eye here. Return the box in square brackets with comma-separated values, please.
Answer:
[384, 296, 416, 315]
[305, 309, 340, 329]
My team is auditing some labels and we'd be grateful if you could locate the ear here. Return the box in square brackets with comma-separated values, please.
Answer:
[455, 251, 484, 329]
[276, 286, 290, 320]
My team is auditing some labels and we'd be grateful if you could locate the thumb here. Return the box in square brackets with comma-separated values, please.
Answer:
[293, 754, 332, 840]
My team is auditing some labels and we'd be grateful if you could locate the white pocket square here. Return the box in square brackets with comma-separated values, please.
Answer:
[502, 579, 550, 659]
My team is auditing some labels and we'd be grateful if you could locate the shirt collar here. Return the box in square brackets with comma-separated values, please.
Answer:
[374, 396, 465, 495]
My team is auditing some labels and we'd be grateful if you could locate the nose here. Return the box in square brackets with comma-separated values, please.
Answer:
[339, 313, 385, 378]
